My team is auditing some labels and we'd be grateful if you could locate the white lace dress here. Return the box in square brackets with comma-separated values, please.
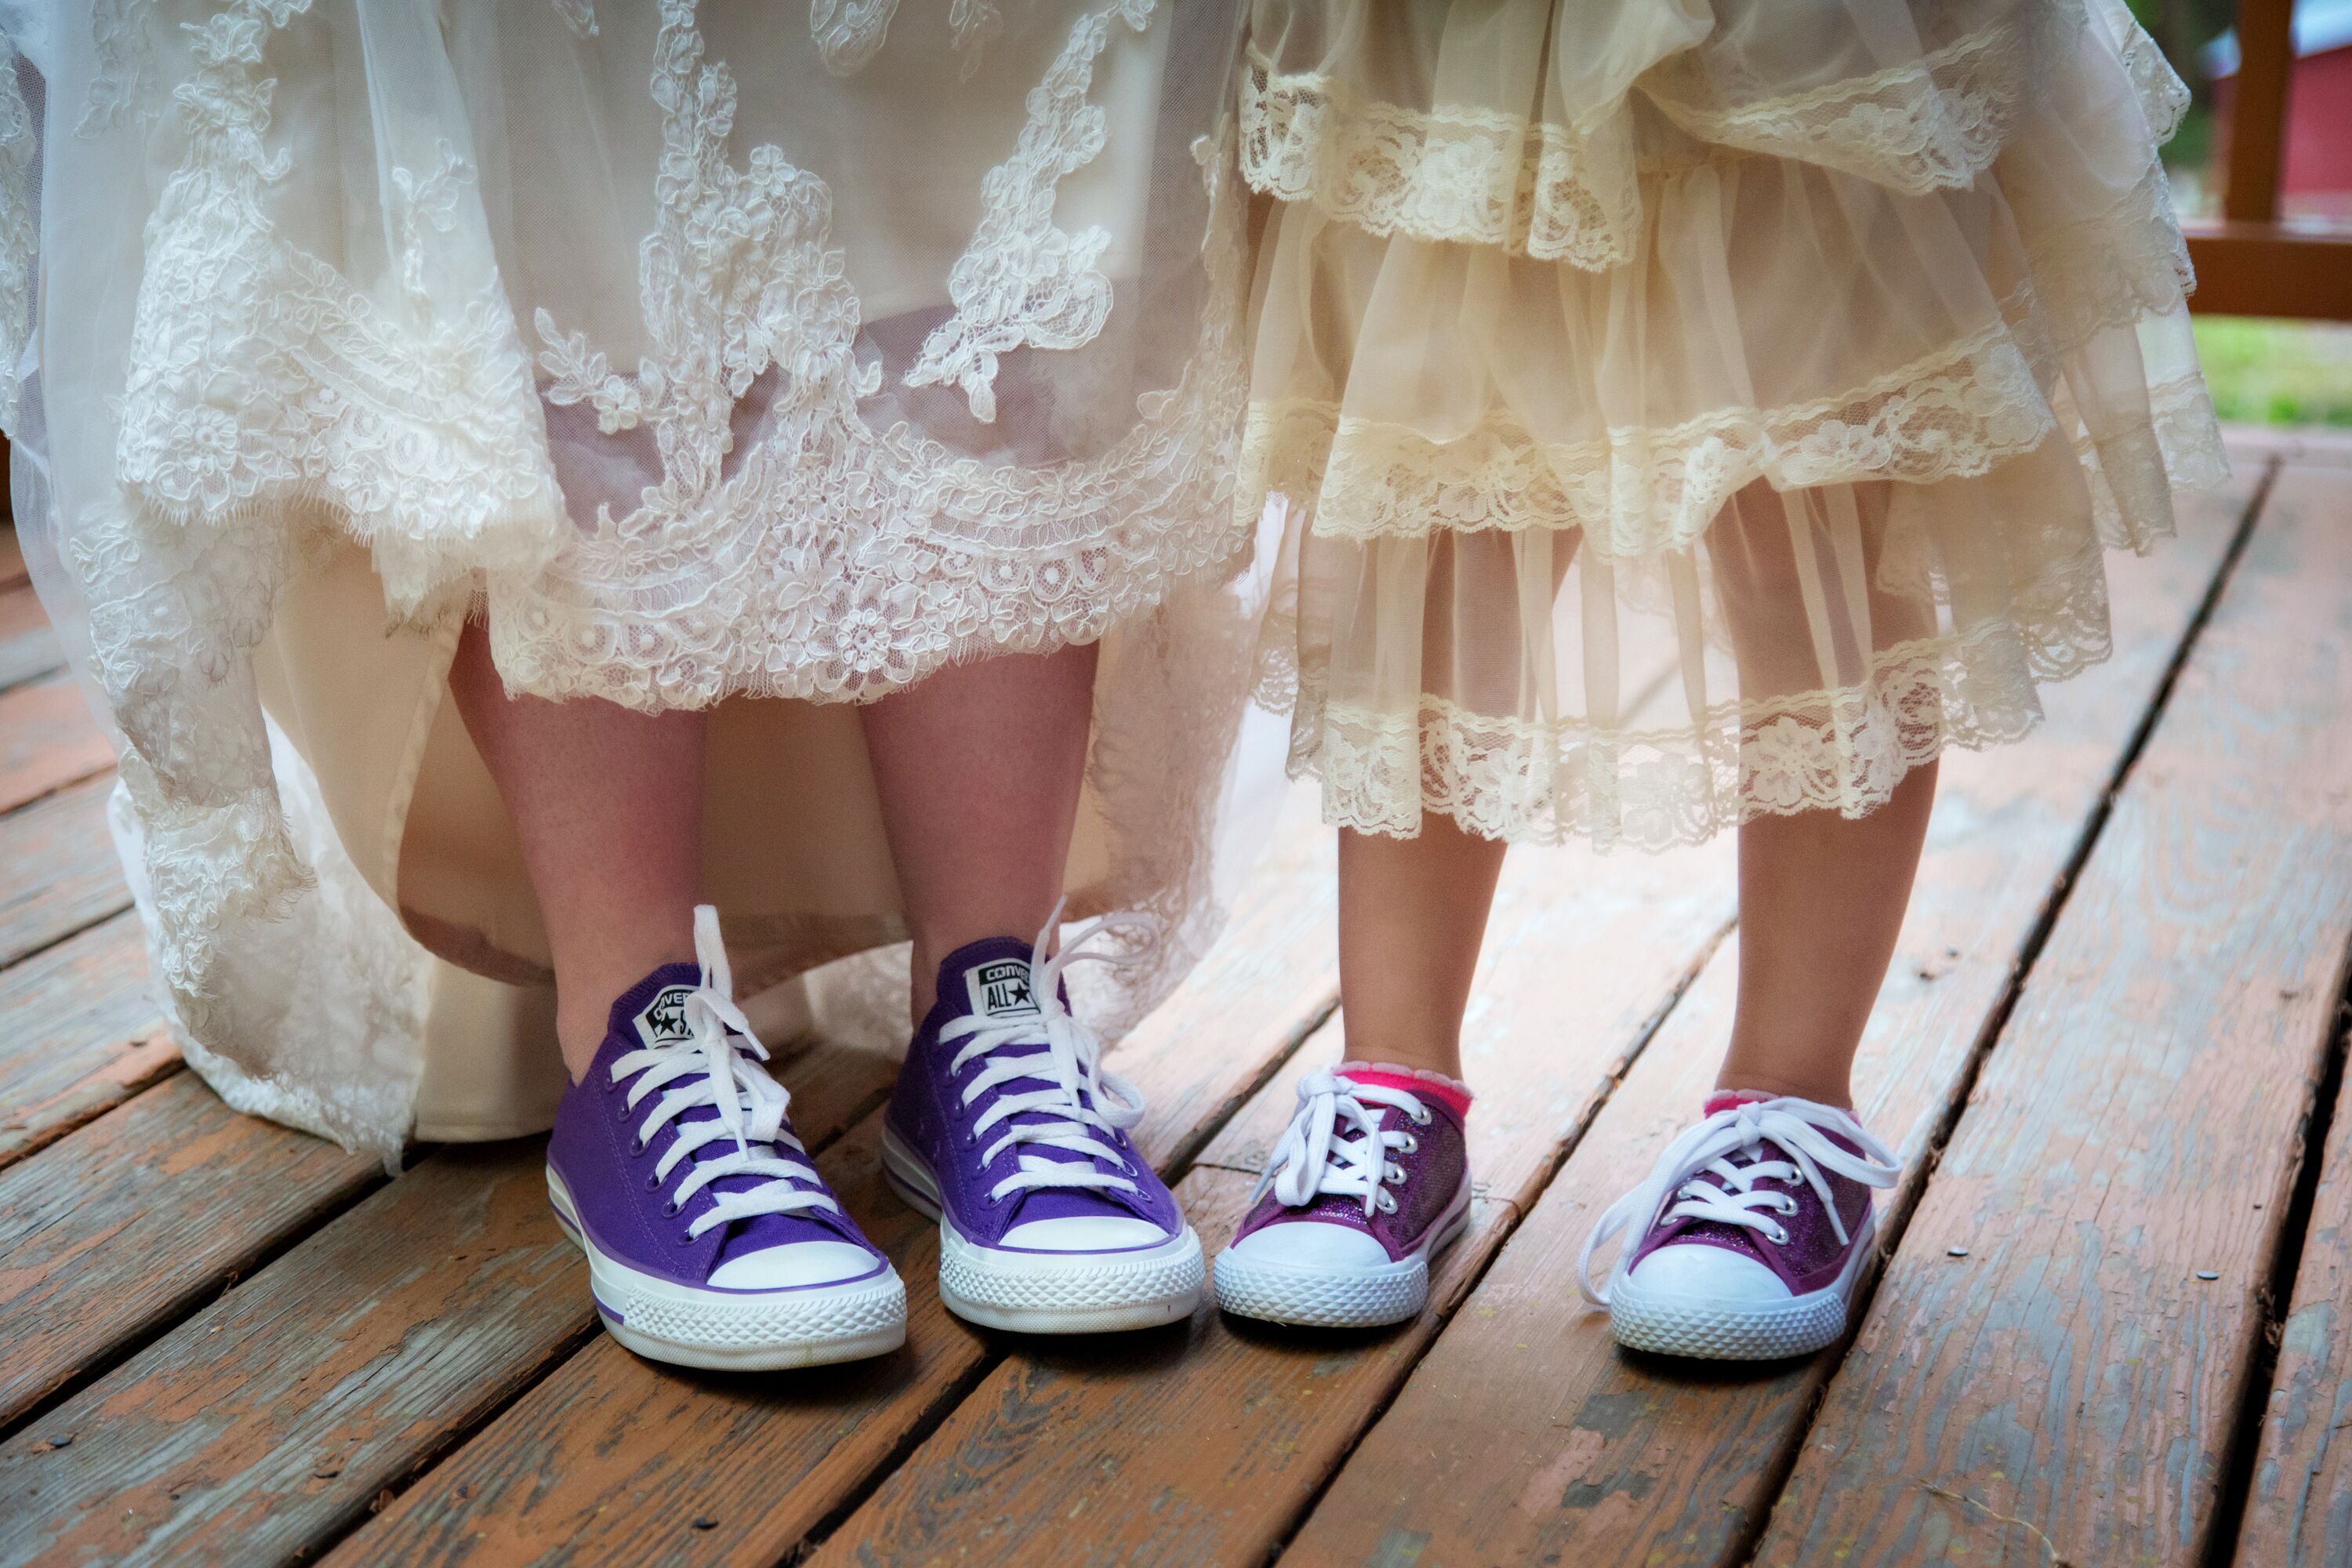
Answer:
[1236, 0, 2227, 848]
[0, 0, 1277, 1162]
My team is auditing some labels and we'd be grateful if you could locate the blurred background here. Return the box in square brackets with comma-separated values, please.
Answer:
[2140, 0, 2352, 423]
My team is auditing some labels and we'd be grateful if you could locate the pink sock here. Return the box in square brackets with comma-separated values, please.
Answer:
[1703, 1089, 1777, 1117]
[1341, 1061, 1472, 1120]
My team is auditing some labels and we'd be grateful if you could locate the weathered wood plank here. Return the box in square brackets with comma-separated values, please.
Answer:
[0, 583, 64, 695]
[321, 790, 1344, 1568]
[0, 673, 113, 817]
[2234, 1017, 2352, 1566]
[1748, 463, 2352, 1567]
[800, 836, 1740, 1568]
[0, 1073, 379, 1432]
[0, 774, 129, 972]
[1274, 463, 2263, 1567]
[0, 910, 172, 1172]
[0, 1034, 897, 1568]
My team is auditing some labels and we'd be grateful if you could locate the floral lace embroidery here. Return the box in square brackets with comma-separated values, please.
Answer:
[905, 0, 1156, 423]
[2102, 0, 2190, 143]
[1239, 45, 1640, 270]
[0, 31, 35, 431]
[510, 0, 1252, 708]
[1284, 610, 2101, 852]
[810, 0, 900, 76]
[113, 0, 564, 615]
[79, 0, 163, 137]
[1650, 5, 2086, 196]
[1242, 310, 2055, 561]
[552, 0, 599, 41]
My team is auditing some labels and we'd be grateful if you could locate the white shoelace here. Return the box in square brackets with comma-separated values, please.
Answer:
[1576, 1097, 1900, 1308]
[611, 906, 838, 1242]
[1250, 1072, 1432, 1218]
[942, 902, 1155, 1205]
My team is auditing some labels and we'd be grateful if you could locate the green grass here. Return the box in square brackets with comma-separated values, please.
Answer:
[2192, 317, 2352, 427]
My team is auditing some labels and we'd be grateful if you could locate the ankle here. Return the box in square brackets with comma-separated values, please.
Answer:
[1710, 1071, 1853, 1111]
[1341, 1061, 1472, 1120]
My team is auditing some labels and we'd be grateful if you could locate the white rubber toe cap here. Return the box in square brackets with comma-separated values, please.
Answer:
[1622, 1240, 1790, 1301]
[1224, 1219, 1390, 1272]
[708, 1240, 884, 1290]
[1000, 1215, 1172, 1251]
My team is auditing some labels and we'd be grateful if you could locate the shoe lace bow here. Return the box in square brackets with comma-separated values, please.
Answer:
[1252, 1071, 1431, 1218]
[1576, 1097, 1899, 1307]
[940, 902, 1156, 1206]
[611, 906, 838, 1240]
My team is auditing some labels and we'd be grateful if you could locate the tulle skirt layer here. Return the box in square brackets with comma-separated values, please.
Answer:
[1236, 0, 2226, 848]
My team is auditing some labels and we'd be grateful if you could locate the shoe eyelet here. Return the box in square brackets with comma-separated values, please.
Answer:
[1376, 1191, 1397, 1214]
[644, 1172, 660, 1191]
[678, 1230, 694, 1247]
[1412, 1108, 1432, 1126]
[1399, 1134, 1419, 1153]
[630, 1135, 648, 1155]
[1768, 1224, 1789, 1246]
[663, 1198, 681, 1217]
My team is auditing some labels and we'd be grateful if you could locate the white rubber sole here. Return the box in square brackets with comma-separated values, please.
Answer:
[548, 1167, 907, 1371]
[1212, 1181, 1472, 1329]
[880, 1123, 1205, 1334]
[1606, 1212, 1877, 1360]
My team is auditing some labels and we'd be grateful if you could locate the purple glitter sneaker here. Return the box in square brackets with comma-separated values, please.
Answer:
[1214, 1065, 1472, 1327]
[881, 914, 1203, 1334]
[546, 908, 906, 1370]
[1577, 1093, 1900, 1359]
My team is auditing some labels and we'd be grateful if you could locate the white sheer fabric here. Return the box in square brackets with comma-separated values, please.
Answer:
[3, 0, 1279, 1163]
[1236, 0, 2226, 848]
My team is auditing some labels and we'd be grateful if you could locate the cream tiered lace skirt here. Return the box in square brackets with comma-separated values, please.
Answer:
[1236, 0, 2225, 848]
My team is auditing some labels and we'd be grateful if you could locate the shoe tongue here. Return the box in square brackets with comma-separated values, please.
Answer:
[932, 937, 1140, 1228]
[604, 964, 845, 1261]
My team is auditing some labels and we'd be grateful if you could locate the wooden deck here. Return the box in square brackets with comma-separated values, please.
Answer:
[2, 427, 2350, 1567]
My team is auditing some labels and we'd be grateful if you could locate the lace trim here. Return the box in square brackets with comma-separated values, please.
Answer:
[79, 0, 163, 137]
[2027, 158, 2194, 354]
[1239, 44, 1640, 269]
[1238, 12, 2052, 266]
[113, 0, 565, 616]
[1642, 13, 2044, 195]
[506, 0, 1254, 708]
[810, 0, 900, 75]
[2103, 0, 2190, 144]
[906, 0, 1156, 423]
[1242, 311, 2055, 558]
[1287, 608, 2105, 851]
[0, 32, 34, 434]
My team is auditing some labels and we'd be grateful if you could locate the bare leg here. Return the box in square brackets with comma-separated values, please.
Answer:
[1336, 815, 1509, 1080]
[1717, 759, 1938, 1109]
[448, 620, 705, 1080]
[859, 643, 1099, 1022]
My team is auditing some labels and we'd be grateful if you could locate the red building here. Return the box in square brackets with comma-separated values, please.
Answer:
[2209, 0, 2352, 220]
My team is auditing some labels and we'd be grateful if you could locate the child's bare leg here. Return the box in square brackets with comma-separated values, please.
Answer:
[858, 641, 1099, 1022]
[447, 619, 704, 1080]
[1337, 815, 1509, 1079]
[1717, 759, 1938, 1108]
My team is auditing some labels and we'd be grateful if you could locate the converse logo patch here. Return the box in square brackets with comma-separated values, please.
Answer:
[965, 958, 1040, 1020]
[633, 985, 699, 1048]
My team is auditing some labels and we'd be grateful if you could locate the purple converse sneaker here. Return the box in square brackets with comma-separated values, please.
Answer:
[1215, 1065, 1472, 1328]
[1577, 1093, 1900, 1359]
[546, 907, 906, 1370]
[881, 913, 1203, 1334]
